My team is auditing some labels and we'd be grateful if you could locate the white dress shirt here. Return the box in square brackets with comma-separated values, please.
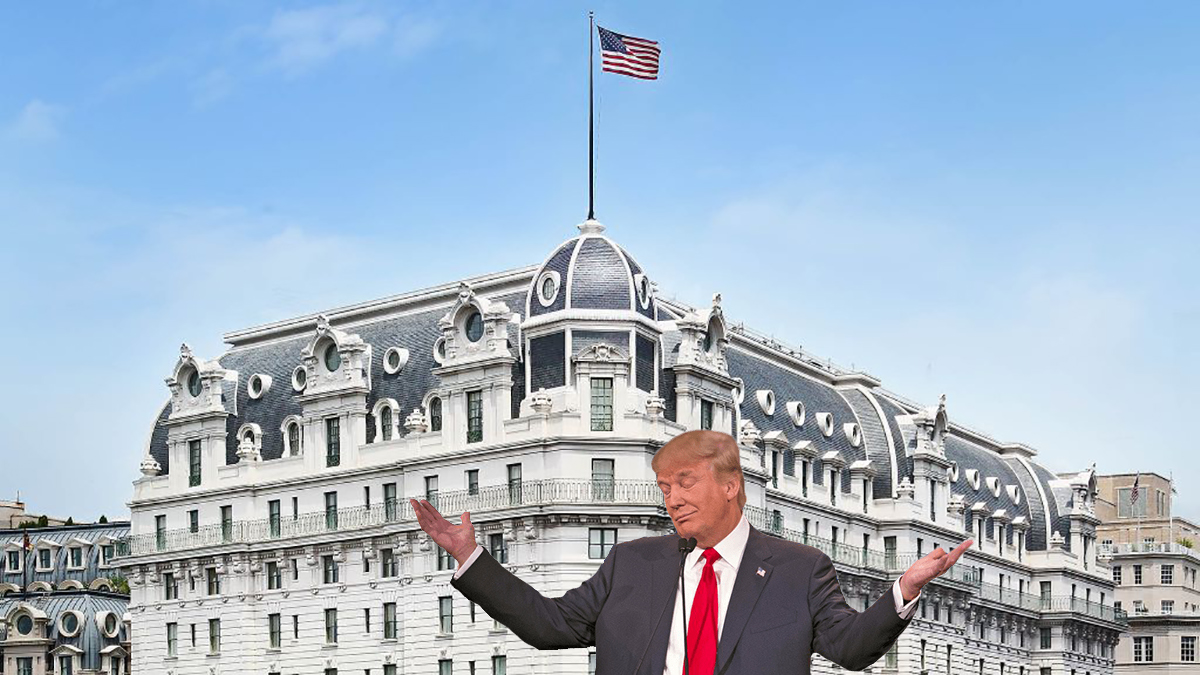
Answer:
[454, 513, 922, 674]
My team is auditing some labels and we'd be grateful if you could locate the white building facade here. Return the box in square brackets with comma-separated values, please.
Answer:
[118, 221, 1126, 675]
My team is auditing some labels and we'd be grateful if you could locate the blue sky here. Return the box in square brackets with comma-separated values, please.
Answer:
[1, 2, 1196, 524]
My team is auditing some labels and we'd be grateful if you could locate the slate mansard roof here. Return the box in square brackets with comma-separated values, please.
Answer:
[144, 227, 1074, 552]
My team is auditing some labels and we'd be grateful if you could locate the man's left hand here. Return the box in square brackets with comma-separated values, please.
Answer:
[899, 539, 974, 601]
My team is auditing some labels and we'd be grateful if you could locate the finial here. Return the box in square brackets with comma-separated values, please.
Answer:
[577, 219, 606, 235]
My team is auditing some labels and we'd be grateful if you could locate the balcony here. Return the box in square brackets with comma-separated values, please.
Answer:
[1099, 541, 1200, 560]
[115, 479, 665, 559]
[1039, 595, 1128, 625]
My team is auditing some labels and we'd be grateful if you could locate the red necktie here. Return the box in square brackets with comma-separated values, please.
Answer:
[686, 548, 722, 675]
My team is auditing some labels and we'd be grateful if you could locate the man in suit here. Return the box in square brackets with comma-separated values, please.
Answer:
[411, 429, 972, 674]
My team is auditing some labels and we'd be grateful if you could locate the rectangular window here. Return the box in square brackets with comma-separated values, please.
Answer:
[1163, 599, 1175, 614]
[426, 476, 439, 510]
[508, 463, 523, 505]
[439, 596, 454, 634]
[188, 439, 201, 486]
[385, 666, 397, 675]
[467, 469, 479, 496]
[1183, 636, 1196, 662]
[206, 567, 220, 595]
[190, 623, 196, 647]
[363, 607, 371, 633]
[323, 555, 339, 584]
[383, 482, 397, 521]
[592, 458, 615, 502]
[155, 514, 167, 551]
[439, 661, 453, 675]
[438, 546, 454, 571]
[590, 377, 614, 431]
[801, 460, 809, 497]
[268, 613, 281, 648]
[220, 505, 233, 543]
[829, 469, 838, 505]
[326, 417, 341, 467]
[17, 657, 32, 675]
[1163, 564, 1175, 584]
[7, 550, 20, 572]
[492, 655, 507, 675]
[1040, 627, 1051, 649]
[269, 499, 281, 538]
[69, 546, 83, 568]
[384, 602, 398, 639]
[1134, 636, 1154, 662]
[1135, 564, 1143, 584]
[489, 533, 508, 564]
[60, 656, 74, 675]
[590, 528, 617, 560]
[164, 572, 177, 600]
[208, 618, 221, 654]
[381, 548, 397, 577]
[166, 622, 177, 657]
[325, 491, 338, 531]
[1113, 565, 1122, 584]
[700, 400, 713, 430]
[467, 390, 484, 443]
[293, 615, 299, 639]
[325, 608, 338, 644]
[267, 561, 281, 590]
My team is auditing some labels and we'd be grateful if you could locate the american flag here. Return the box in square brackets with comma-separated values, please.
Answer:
[597, 26, 660, 80]
[1131, 474, 1140, 504]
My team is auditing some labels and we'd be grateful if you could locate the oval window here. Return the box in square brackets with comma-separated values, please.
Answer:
[16, 614, 33, 635]
[323, 344, 341, 372]
[465, 311, 484, 342]
[387, 350, 401, 370]
[187, 370, 202, 397]
[62, 612, 78, 634]
[104, 613, 117, 636]
[541, 276, 557, 302]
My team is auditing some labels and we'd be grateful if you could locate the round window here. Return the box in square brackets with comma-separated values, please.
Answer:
[323, 343, 341, 372]
[293, 367, 307, 392]
[61, 612, 78, 635]
[104, 613, 117, 636]
[465, 311, 484, 342]
[16, 614, 33, 635]
[541, 276, 556, 302]
[187, 370, 202, 397]
[387, 350, 401, 370]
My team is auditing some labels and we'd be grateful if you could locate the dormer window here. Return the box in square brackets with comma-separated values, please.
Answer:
[15, 612, 33, 635]
[323, 343, 341, 372]
[542, 276, 557, 301]
[187, 370, 202, 397]
[463, 310, 484, 343]
[286, 420, 302, 456]
[380, 406, 393, 441]
[704, 317, 721, 354]
[429, 398, 443, 432]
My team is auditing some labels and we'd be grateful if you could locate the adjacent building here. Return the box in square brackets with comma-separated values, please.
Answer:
[0, 521, 132, 674]
[1097, 472, 1200, 673]
[118, 220, 1126, 675]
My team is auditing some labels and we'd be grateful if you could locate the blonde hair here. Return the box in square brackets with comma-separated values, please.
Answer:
[652, 430, 746, 509]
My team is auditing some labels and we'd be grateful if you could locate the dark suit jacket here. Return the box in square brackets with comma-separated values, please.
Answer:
[451, 526, 914, 674]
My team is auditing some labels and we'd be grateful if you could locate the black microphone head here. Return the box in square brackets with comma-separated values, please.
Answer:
[678, 536, 697, 553]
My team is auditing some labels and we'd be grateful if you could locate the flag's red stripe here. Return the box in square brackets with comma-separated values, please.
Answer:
[621, 37, 658, 48]
[602, 59, 658, 76]
[602, 53, 659, 71]
[602, 62, 658, 78]
[624, 43, 661, 54]
[602, 67, 658, 80]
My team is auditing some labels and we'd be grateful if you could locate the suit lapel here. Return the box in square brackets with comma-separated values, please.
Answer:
[715, 528, 774, 675]
[640, 539, 684, 675]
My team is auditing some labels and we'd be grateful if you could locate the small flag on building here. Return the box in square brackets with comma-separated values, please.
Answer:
[1131, 474, 1140, 504]
[597, 26, 661, 80]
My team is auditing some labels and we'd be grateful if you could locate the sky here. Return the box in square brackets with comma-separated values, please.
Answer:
[0, 2, 1196, 524]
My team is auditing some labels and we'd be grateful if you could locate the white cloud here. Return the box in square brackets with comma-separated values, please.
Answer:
[263, 3, 391, 77]
[5, 99, 66, 142]
[190, 68, 235, 107]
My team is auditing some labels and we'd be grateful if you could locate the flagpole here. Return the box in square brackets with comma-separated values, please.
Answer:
[585, 10, 595, 219]
[588, 10, 596, 221]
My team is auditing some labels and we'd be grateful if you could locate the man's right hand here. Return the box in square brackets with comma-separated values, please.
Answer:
[410, 499, 477, 566]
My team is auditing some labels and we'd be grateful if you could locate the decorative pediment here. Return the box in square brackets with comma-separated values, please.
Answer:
[762, 430, 790, 450]
[912, 393, 949, 457]
[435, 283, 515, 367]
[673, 293, 730, 376]
[297, 314, 371, 398]
[573, 342, 629, 364]
[165, 343, 235, 421]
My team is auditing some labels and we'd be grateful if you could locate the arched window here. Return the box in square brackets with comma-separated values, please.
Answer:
[288, 422, 301, 456]
[380, 406, 393, 441]
[429, 398, 443, 432]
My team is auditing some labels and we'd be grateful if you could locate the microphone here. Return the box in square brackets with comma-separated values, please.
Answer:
[632, 537, 698, 675]
[679, 537, 696, 675]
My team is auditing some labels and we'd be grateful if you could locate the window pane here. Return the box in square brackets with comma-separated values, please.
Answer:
[590, 377, 613, 431]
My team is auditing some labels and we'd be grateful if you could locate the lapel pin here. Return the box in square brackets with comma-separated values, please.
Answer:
[757, 567, 766, 577]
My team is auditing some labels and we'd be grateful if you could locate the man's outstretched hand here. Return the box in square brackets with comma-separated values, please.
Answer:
[410, 499, 477, 566]
[898, 539, 974, 602]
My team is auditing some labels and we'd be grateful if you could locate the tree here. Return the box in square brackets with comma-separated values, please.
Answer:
[1178, 536, 1195, 550]
[108, 575, 130, 595]
[65, 517, 74, 526]
[98, 515, 108, 524]
[36, 515, 48, 527]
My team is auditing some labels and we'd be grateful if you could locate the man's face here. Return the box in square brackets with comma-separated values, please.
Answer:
[656, 459, 737, 545]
